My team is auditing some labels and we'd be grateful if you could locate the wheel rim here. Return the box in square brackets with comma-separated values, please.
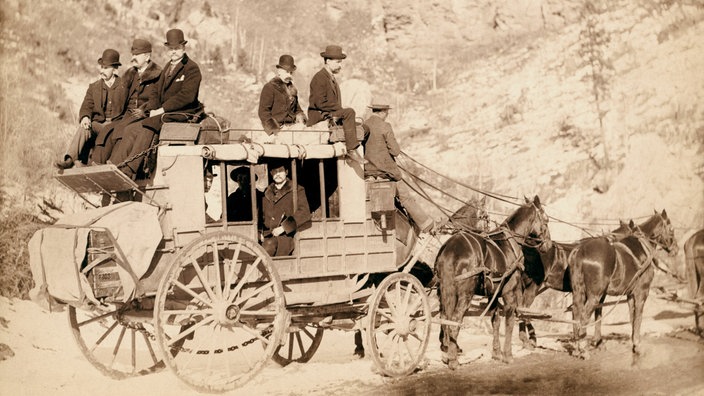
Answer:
[154, 232, 287, 393]
[68, 304, 163, 378]
[271, 325, 324, 366]
[367, 273, 431, 377]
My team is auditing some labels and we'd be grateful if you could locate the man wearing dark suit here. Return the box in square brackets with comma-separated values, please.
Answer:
[306, 45, 367, 165]
[55, 49, 125, 169]
[114, 28, 203, 179]
[258, 54, 306, 134]
[94, 38, 161, 164]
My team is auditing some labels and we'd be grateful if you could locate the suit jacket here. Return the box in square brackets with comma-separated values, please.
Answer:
[258, 77, 304, 132]
[122, 61, 162, 112]
[363, 114, 403, 181]
[306, 68, 342, 126]
[78, 76, 125, 123]
[261, 179, 311, 235]
[146, 53, 202, 114]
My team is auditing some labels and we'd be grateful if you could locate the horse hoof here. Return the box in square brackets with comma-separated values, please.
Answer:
[503, 355, 514, 364]
[590, 339, 603, 349]
[492, 353, 502, 362]
[448, 360, 459, 370]
[354, 348, 365, 359]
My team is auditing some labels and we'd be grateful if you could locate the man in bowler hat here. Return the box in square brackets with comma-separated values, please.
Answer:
[307, 45, 367, 165]
[95, 38, 162, 164]
[115, 28, 203, 179]
[55, 49, 125, 169]
[258, 54, 306, 134]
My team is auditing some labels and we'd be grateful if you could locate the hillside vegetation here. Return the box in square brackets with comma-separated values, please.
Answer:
[0, 0, 702, 297]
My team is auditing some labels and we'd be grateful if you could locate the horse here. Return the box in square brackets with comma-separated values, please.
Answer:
[518, 210, 677, 350]
[684, 228, 704, 334]
[569, 211, 677, 359]
[684, 228, 704, 300]
[435, 196, 551, 368]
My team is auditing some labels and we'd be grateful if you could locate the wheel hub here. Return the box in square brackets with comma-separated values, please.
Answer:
[396, 317, 417, 336]
[225, 304, 240, 321]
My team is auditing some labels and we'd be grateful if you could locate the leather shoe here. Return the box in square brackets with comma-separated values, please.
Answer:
[54, 156, 74, 169]
[347, 150, 368, 165]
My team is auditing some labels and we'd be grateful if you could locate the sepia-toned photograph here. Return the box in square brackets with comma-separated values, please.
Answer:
[1, 0, 702, 394]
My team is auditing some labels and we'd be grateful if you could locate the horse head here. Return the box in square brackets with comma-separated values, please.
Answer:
[448, 196, 490, 232]
[503, 196, 552, 252]
[642, 209, 678, 256]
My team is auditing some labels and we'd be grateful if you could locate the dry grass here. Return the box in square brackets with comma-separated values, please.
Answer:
[0, 208, 48, 298]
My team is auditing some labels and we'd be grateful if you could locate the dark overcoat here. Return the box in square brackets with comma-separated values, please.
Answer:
[123, 61, 162, 112]
[78, 76, 125, 123]
[261, 179, 311, 234]
[258, 77, 304, 132]
[306, 68, 342, 126]
[363, 114, 403, 181]
[143, 53, 202, 131]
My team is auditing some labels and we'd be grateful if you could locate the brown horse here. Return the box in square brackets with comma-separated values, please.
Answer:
[436, 196, 551, 368]
[518, 210, 677, 349]
[684, 228, 704, 300]
[569, 211, 677, 359]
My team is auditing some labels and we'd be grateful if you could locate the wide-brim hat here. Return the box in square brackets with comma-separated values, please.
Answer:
[275, 54, 297, 72]
[98, 48, 121, 67]
[368, 103, 392, 110]
[164, 28, 187, 47]
[320, 45, 346, 60]
[131, 38, 152, 55]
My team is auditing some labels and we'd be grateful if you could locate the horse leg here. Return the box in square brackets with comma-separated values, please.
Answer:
[502, 279, 520, 363]
[490, 305, 503, 361]
[591, 294, 607, 348]
[569, 269, 588, 358]
[631, 280, 652, 356]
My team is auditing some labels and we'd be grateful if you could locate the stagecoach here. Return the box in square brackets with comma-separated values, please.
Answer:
[29, 122, 442, 392]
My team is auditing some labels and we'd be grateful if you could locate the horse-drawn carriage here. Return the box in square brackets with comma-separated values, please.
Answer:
[29, 123, 454, 392]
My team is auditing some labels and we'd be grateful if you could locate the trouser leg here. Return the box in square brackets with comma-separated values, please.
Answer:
[64, 125, 94, 164]
[332, 108, 358, 150]
[396, 180, 432, 232]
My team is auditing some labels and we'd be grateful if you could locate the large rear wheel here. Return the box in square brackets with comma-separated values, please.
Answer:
[366, 272, 431, 377]
[154, 231, 287, 393]
[68, 303, 163, 378]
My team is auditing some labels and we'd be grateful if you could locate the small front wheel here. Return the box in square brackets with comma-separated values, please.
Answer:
[366, 272, 431, 377]
[272, 325, 324, 366]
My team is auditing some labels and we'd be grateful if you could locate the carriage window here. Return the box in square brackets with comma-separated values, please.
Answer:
[298, 158, 338, 219]
[204, 163, 222, 223]
[226, 164, 255, 222]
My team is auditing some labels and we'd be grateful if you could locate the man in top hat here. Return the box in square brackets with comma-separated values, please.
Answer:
[55, 49, 125, 169]
[260, 159, 311, 256]
[115, 28, 203, 179]
[307, 45, 367, 165]
[96, 38, 162, 164]
[258, 54, 306, 134]
[363, 101, 434, 234]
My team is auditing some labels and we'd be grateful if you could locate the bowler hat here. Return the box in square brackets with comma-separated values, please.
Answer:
[275, 54, 297, 72]
[131, 38, 152, 55]
[320, 45, 346, 60]
[98, 49, 121, 67]
[164, 28, 187, 47]
[368, 103, 392, 110]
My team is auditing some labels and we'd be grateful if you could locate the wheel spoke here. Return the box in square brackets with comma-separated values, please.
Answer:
[189, 258, 218, 302]
[141, 330, 159, 365]
[112, 326, 127, 365]
[77, 310, 115, 328]
[211, 242, 224, 300]
[401, 283, 413, 316]
[233, 281, 274, 307]
[376, 308, 394, 322]
[131, 329, 136, 372]
[228, 257, 262, 304]
[241, 324, 271, 346]
[301, 327, 315, 341]
[223, 243, 242, 301]
[287, 333, 294, 360]
[167, 316, 215, 347]
[295, 332, 305, 356]
[162, 308, 215, 316]
[91, 320, 120, 352]
[173, 280, 214, 308]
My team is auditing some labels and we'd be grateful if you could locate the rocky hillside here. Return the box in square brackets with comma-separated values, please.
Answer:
[0, 0, 702, 278]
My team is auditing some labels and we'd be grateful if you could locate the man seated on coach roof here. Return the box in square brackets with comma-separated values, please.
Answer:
[258, 54, 307, 135]
[96, 38, 162, 165]
[112, 28, 203, 179]
[307, 45, 367, 165]
[260, 159, 311, 257]
[55, 49, 125, 169]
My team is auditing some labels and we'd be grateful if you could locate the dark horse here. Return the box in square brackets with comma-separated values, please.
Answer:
[435, 196, 550, 368]
[518, 210, 677, 349]
[569, 210, 677, 358]
[684, 228, 704, 333]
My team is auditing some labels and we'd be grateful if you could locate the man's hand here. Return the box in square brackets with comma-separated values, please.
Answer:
[129, 108, 147, 120]
[272, 226, 285, 236]
[150, 108, 165, 117]
[80, 117, 91, 129]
